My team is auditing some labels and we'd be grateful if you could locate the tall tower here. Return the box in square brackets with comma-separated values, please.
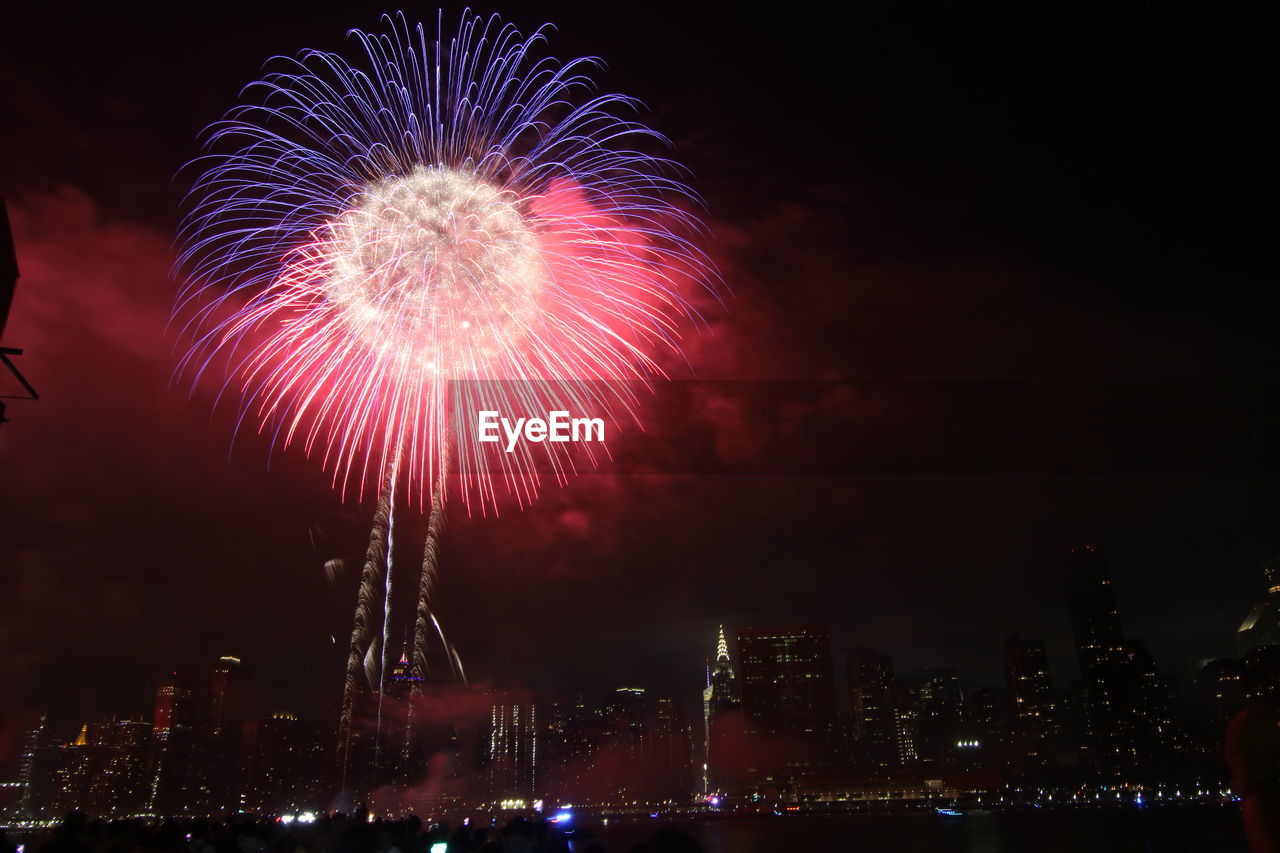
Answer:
[1064, 546, 1136, 772]
[209, 656, 247, 731]
[1064, 547, 1125, 680]
[147, 673, 196, 814]
[16, 716, 46, 817]
[205, 656, 249, 813]
[702, 625, 740, 792]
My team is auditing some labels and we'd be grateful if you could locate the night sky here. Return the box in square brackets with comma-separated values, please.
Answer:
[1, 2, 1276, 747]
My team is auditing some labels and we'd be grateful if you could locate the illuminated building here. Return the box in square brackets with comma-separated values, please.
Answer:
[1065, 547, 1126, 683]
[964, 686, 1005, 767]
[371, 648, 424, 785]
[152, 674, 193, 740]
[848, 648, 895, 771]
[648, 696, 694, 798]
[701, 625, 740, 791]
[39, 717, 152, 817]
[1064, 547, 1182, 773]
[1004, 633, 1056, 766]
[1125, 638, 1185, 763]
[1236, 557, 1280, 655]
[1064, 546, 1134, 771]
[1244, 643, 1280, 700]
[387, 649, 422, 694]
[240, 712, 323, 814]
[918, 670, 961, 708]
[914, 669, 964, 770]
[889, 682, 919, 767]
[737, 626, 836, 782]
[600, 687, 649, 765]
[1197, 657, 1246, 753]
[209, 655, 247, 731]
[148, 674, 194, 814]
[5, 716, 47, 818]
[192, 656, 251, 814]
[487, 700, 537, 798]
[543, 688, 593, 771]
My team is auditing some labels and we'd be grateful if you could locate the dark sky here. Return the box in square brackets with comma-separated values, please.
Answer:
[1, 2, 1277, 746]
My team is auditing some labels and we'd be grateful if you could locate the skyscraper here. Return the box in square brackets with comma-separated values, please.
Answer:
[737, 626, 836, 781]
[209, 656, 247, 732]
[240, 712, 323, 814]
[914, 669, 963, 769]
[1065, 547, 1125, 682]
[204, 656, 249, 813]
[1064, 545, 1146, 768]
[889, 682, 920, 767]
[701, 625, 740, 791]
[1125, 638, 1185, 763]
[647, 696, 693, 799]
[148, 674, 194, 814]
[848, 648, 895, 771]
[152, 674, 193, 741]
[52, 717, 152, 817]
[15, 717, 46, 818]
[1004, 633, 1056, 767]
[487, 700, 537, 798]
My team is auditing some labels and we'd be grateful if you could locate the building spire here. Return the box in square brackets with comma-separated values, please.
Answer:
[716, 625, 730, 664]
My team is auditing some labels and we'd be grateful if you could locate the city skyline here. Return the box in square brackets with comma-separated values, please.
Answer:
[7, 538, 1275, 739]
[2, 5, 1277, 847]
[10, 548, 1277, 794]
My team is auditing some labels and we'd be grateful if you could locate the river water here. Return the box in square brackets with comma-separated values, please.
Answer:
[570, 807, 1249, 853]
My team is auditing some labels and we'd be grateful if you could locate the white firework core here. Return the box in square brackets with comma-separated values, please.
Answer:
[326, 165, 545, 370]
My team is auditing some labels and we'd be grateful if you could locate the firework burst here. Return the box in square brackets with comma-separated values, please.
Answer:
[175, 10, 717, 513]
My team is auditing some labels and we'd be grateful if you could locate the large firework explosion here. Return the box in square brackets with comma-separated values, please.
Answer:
[174, 10, 718, 795]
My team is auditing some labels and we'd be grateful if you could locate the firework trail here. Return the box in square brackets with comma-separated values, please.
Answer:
[412, 438, 450, 684]
[337, 467, 393, 790]
[402, 438, 456, 763]
[373, 456, 400, 772]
